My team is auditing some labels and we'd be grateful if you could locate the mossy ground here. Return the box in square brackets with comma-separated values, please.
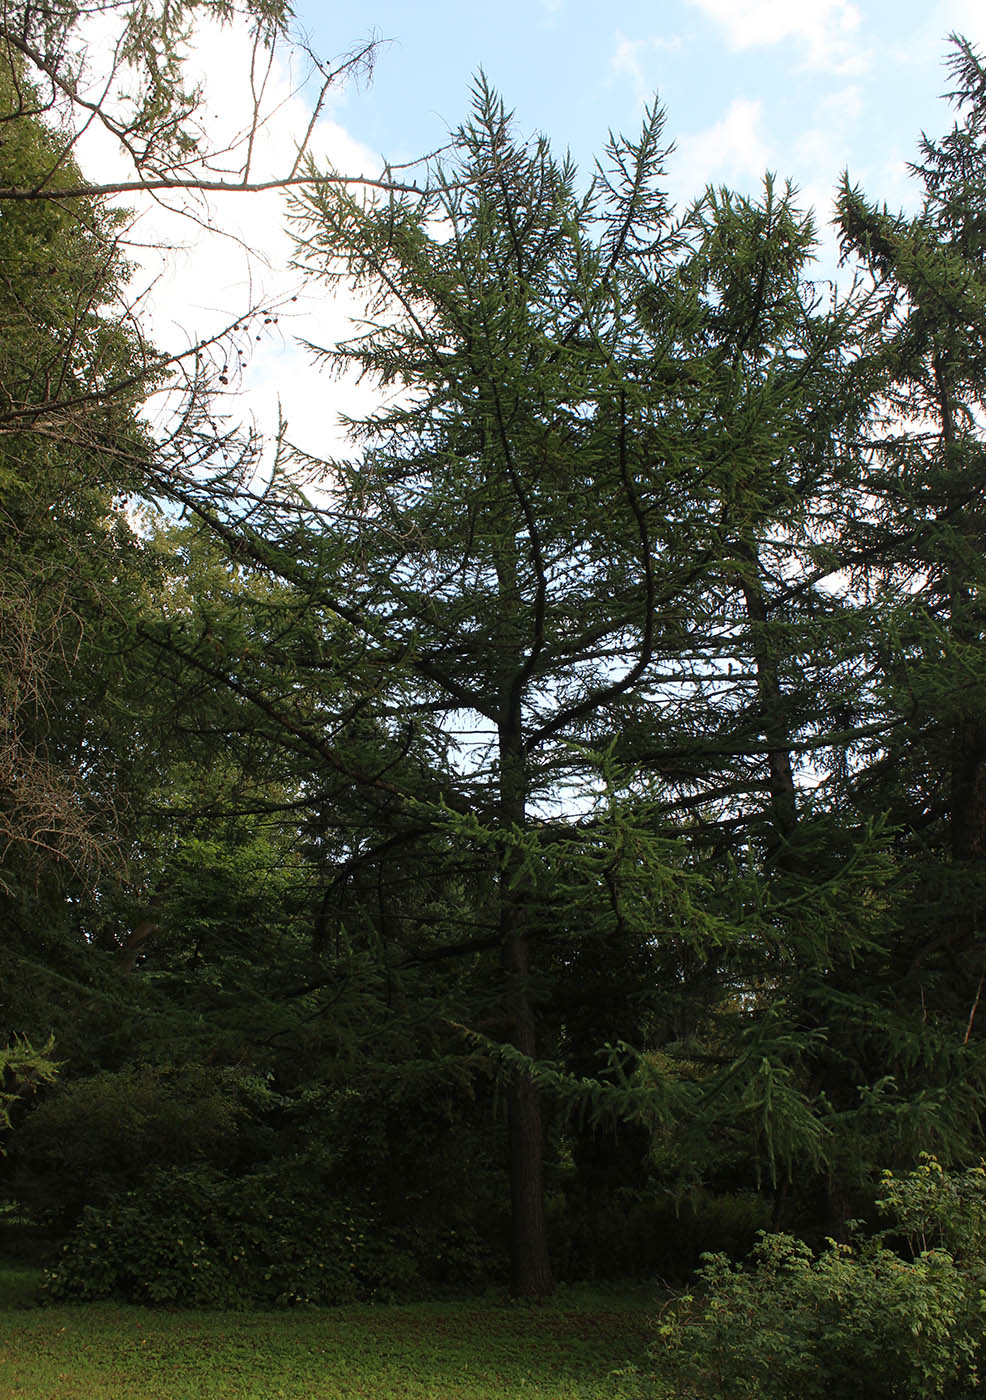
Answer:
[0, 1267, 655, 1399]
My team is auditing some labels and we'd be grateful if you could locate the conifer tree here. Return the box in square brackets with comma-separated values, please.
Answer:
[285, 81, 700, 1293]
[279, 86, 884, 1287]
[740, 34, 986, 1196]
[836, 35, 986, 1075]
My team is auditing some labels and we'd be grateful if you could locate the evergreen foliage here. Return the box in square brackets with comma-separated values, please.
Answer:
[4, 27, 986, 1313]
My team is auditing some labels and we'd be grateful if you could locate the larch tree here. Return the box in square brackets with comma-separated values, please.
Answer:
[158, 80, 897, 1290]
[831, 34, 986, 1162]
[610, 174, 911, 1211]
[204, 81, 732, 1297]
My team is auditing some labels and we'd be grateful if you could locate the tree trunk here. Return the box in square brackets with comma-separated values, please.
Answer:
[498, 715, 553, 1298]
[502, 921, 553, 1297]
[951, 722, 986, 861]
[736, 542, 798, 844]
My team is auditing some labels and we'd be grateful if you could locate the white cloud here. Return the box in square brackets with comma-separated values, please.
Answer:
[75, 15, 389, 472]
[611, 35, 649, 99]
[688, 0, 866, 74]
[609, 32, 683, 106]
[674, 98, 771, 198]
[792, 85, 863, 223]
[937, 0, 986, 48]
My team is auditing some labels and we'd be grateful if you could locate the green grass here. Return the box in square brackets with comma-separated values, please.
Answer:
[0, 1267, 655, 1399]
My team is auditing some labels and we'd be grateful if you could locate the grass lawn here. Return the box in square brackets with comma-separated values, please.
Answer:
[0, 1267, 656, 1399]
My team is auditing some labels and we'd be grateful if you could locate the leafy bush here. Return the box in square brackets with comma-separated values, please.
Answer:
[0, 1035, 58, 1135]
[880, 1154, 986, 1263]
[11, 1064, 251, 1225]
[641, 1159, 986, 1400]
[42, 1165, 420, 1307]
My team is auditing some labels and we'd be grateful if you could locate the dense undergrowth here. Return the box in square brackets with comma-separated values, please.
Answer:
[3, 1160, 984, 1400]
[633, 1158, 986, 1400]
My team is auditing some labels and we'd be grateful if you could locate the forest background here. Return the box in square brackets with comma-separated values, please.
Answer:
[3, 0, 986, 1314]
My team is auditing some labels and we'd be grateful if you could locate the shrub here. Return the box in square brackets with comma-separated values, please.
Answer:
[12, 1065, 248, 1226]
[879, 1154, 986, 1263]
[641, 1159, 986, 1400]
[42, 1164, 420, 1307]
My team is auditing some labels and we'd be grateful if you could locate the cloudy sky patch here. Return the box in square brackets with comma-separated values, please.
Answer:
[69, 1, 986, 472]
[686, 0, 865, 73]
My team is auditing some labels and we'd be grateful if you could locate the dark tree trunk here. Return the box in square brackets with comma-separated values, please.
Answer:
[737, 542, 798, 844]
[951, 717, 986, 862]
[936, 356, 986, 866]
[498, 714, 553, 1298]
[502, 923, 553, 1297]
[943, 510, 986, 1014]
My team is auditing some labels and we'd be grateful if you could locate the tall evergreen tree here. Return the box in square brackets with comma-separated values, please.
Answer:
[0, 61, 157, 881]
[693, 35, 986, 1209]
[833, 35, 986, 1125]
[163, 84, 900, 1288]
[286, 83, 702, 1296]
[618, 176, 908, 1213]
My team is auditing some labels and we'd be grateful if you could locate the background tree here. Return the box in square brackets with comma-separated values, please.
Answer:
[0, 58, 159, 879]
[0, 0, 424, 548]
[823, 32, 986, 1181]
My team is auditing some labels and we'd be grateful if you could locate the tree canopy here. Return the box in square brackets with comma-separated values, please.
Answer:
[3, 32, 986, 1306]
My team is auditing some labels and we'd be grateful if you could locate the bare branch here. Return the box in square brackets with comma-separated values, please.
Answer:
[0, 169, 429, 200]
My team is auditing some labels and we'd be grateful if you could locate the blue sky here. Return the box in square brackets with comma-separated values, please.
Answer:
[113, 0, 986, 465]
[311, 0, 986, 236]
